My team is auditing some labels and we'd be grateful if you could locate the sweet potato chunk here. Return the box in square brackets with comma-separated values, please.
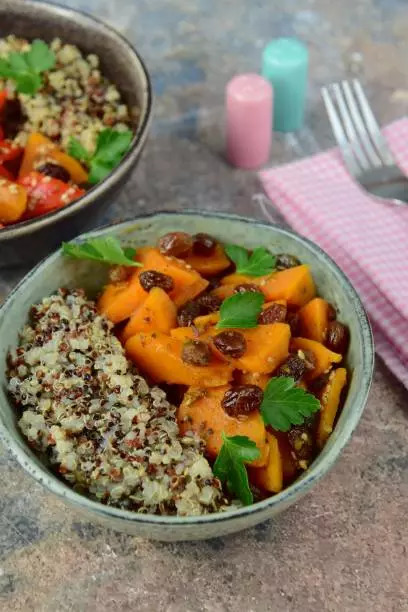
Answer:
[291, 337, 342, 380]
[125, 332, 233, 386]
[237, 371, 270, 390]
[170, 327, 196, 342]
[98, 276, 146, 324]
[261, 265, 316, 307]
[177, 386, 268, 466]
[211, 323, 290, 374]
[136, 247, 208, 306]
[275, 432, 298, 483]
[211, 285, 236, 300]
[317, 367, 347, 448]
[184, 244, 231, 277]
[248, 432, 283, 493]
[220, 273, 259, 286]
[298, 297, 329, 343]
[122, 288, 177, 341]
[194, 312, 220, 330]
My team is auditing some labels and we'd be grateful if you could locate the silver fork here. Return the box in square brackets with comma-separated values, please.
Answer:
[321, 79, 408, 206]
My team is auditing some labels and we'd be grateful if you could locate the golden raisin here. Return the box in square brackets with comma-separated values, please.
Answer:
[157, 232, 193, 257]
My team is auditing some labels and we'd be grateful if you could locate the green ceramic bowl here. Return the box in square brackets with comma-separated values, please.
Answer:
[0, 212, 374, 541]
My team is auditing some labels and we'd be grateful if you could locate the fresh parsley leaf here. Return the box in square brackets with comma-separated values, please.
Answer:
[9, 52, 28, 73]
[123, 246, 137, 259]
[225, 244, 276, 277]
[69, 128, 133, 185]
[88, 159, 113, 185]
[0, 39, 55, 95]
[224, 244, 250, 270]
[13, 72, 42, 95]
[216, 291, 264, 329]
[213, 433, 260, 505]
[26, 40, 55, 73]
[68, 138, 90, 163]
[62, 236, 142, 267]
[93, 129, 133, 164]
[260, 377, 320, 432]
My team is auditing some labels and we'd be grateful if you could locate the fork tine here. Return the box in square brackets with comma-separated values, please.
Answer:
[330, 83, 371, 172]
[321, 86, 361, 176]
[341, 80, 382, 168]
[352, 79, 395, 166]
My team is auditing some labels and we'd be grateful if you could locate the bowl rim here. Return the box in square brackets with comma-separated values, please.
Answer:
[0, 0, 153, 241]
[0, 210, 375, 525]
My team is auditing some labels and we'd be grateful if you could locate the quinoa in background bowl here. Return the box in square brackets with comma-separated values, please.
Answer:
[1, 34, 134, 153]
[0, 0, 152, 268]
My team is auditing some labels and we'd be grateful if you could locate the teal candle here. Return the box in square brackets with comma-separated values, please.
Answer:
[262, 38, 308, 132]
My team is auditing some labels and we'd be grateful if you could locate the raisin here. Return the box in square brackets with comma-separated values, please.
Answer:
[222, 385, 263, 417]
[286, 311, 300, 335]
[192, 233, 217, 256]
[139, 270, 174, 293]
[176, 294, 221, 327]
[327, 303, 337, 321]
[288, 425, 314, 461]
[2, 98, 23, 139]
[276, 354, 306, 381]
[234, 283, 262, 294]
[177, 301, 202, 326]
[258, 302, 287, 324]
[157, 232, 193, 257]
[181, 340, 211, 366]
[213, 330, 247, 358]
[276, 253, 301, 270]
[197, 294, 222, 313]
[207, 276, 222, 291]
[309, 372, 330, 394]
[326, 321, 349, 354]
[37, 162, 71, 182]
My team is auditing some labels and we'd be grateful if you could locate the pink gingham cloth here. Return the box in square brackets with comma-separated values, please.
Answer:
[259, 117, 408, 388]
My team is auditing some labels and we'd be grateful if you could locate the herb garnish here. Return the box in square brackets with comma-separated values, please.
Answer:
[68, 128, 133, 184]
[213, 433, 260, 505]
[62, 236, 142, 267]
[260, 376, 320, 432]
[216, 291, 264, 329]
[0, 40, 55, 95]
[225, 244, 276, 277]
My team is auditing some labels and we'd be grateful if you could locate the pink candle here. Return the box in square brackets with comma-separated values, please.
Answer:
[226, 73, 273, 169]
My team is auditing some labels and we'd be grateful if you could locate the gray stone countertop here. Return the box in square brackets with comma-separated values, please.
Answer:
[0, 0, 407, 610]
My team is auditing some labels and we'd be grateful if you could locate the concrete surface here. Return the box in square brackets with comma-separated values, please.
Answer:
[0, 0, 407, 610]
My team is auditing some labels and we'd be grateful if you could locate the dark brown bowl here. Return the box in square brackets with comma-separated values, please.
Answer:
[0, 0, 153, 268]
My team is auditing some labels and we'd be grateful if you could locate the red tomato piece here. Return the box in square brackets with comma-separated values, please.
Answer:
[18, 171, 85, 218]
[0, 91, 7, 113]
[0, 140, 23, 164]
[0, 164, 14, 180]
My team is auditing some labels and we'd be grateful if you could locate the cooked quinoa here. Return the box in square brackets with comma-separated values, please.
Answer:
[7, 289, 231, 516]
[0, 35, 135, 154]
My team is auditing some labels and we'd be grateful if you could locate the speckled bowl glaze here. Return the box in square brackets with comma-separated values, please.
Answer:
[0, 0, 152, 268]
[0, 212, 374, 541]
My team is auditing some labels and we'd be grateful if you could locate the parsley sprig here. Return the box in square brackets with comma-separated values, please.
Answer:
[213, 433, 260, 505]
[62, 236, 142, 267]
[0, 40, 55, 95]
[260, 377, 320, 432]
[68, 128, 133, 184]
[216, 292, 264, 329]
[225, 244, 276, 277]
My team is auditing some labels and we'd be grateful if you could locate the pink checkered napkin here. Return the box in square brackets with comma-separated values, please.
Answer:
[259, 117, 408, 388]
